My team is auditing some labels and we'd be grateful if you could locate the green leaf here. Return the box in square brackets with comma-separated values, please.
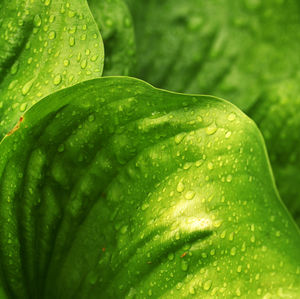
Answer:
[248, 78, 300, 225]
[0, 0, 104, 140]
[0, 77, 299, 298]
[126, 0, 300, 225]
[88, 0, 136, 76]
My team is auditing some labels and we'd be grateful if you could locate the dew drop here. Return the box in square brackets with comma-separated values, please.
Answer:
[185, 191, 195, 200]
[88, 114, 95, 122]
[33, 14, 42, 27]
[48, 30, 56, 40]
[53, 74, 62, 85]
[22, 79, 34, 95]
[189, 286, 195, 295]
[120, 225, 128, 234]
[206, 124, 217, 135]
[195, 160, 203, 167]
[181, 260, 188, 271]
[168, 253, 174, 261]
[105, 18, 113, 27]
[10, 61, 19, 75]
[8, 80, 18, 90]
[226, 175, 232, 182]
[124, 17, 131, 27]
[19, 103, 27, 112]
[68, 10, 76, 18]
[57, 144, 65, 152]
[175, 133, 186, 144]
[81, 59, 87, 69]
[69, 36, 75, 46]
[230, 247, 237, 256]
[90, 55, 98, 62]
[203, 280, 212, 291]
[225, 131, 232, 138]
[177, 180, 184, 193]
[141, 203, 149, 211]
[228, 113, 236, 121]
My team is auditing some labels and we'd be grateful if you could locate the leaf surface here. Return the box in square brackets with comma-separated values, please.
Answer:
[0, 77, 299, 298]
[0, 0, 104, 140]
[88, 0, 136, 76]
[126, 0, 300, 225]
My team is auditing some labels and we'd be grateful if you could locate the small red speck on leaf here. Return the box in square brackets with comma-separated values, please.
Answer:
[102, 247, 106, 252]
[180, 252, 187, 258]
[7, 116, 24, 136]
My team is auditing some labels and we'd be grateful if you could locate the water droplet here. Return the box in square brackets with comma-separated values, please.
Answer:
[105, 18, 113, 27]
[236, 287, 241, 296]
[120, 225, 128, 234]
[141, 203, 149, 211]
[181, 260, 188, 271]
[230, 247, 237, 256]
[226, 175, 232, 182]
[225, 131, 232, 138]
[53, 74, 62, 85]
[22, 79, 34, 95]
[207, 162, 213, 170]
[228, 113, 236, 121]
[203, 280, 212, 291]
[48, 30, 56, 39]
[177, 180, 184, 193]
[88, 273, 97, 285]
[49, 15, 55, 23]
[19, 103, 27, 112]
[88, 114, 95, 122]
[168, 253, 174, 261]
[10, 61, 19, 75]
[185, 191, 195, 200]
[124, 17, 131, 27]
[69, 36, 75, 47]
[8, 80, 18, 90]
[68, 10, 76, 18]
[175, 133, 186, 144]
[81, 59, 87, 69]
[33, 14, 42, 27]
[195, 159, 203, 167]
[206, 124, 217, 135]
[57, 144, 65, 152]
[189, 286, 195, 295]
[90, 55, 98, 62]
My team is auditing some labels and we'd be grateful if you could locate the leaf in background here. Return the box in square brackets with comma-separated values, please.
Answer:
[88, 0, 136, 76]
[0, 0, 104, 140]
[0, 77, 299, 298]
[248, 78, 300, 225]
[125, 0, 300, 225]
